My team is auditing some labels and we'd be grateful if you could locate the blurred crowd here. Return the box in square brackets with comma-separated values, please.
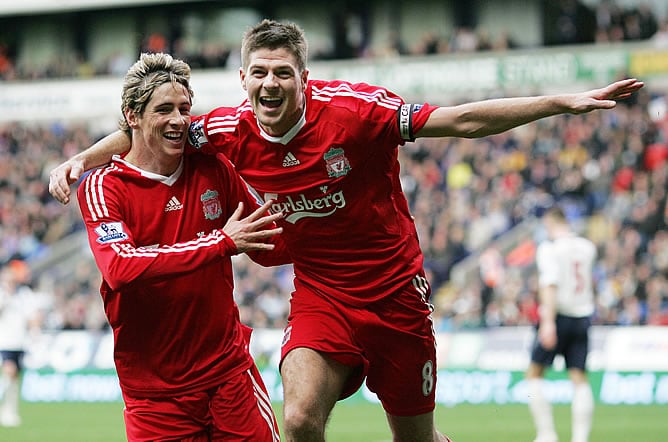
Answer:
[1, 0, 668, 81]
[1, 81, 667, 334]
[411, 87, 668, 331]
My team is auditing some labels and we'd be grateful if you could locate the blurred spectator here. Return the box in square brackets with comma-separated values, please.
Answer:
[543, 0, 597, 46]
[381, 30, 409, 58]
[143, 32, 168, 54]
[449, 27, 479, 52]
[0, 43, 15, 80]
[478, 246, 505, 326]
[652, 19, 668, 48]
[106, 51, 135, 77]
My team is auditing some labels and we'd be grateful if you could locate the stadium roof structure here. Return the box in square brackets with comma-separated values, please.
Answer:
[0, 0, 197, 16]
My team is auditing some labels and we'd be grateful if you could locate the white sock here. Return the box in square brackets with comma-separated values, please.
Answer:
[528, 378, 557, 442]
[0, 376, 7, 399]
[0, 378, 19, 417]
[571, 383, 594, 442]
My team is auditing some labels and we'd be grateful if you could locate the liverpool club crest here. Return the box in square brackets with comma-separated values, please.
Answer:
[324, 147, 351, 178]
[200, 189, 222, 220]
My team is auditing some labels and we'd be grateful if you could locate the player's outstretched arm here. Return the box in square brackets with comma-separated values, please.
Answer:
[416, 78, 644, 139]
[49, 130, 131, 205]
[222, 201, 284, 254]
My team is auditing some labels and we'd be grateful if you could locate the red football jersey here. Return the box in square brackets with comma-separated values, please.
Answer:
[189, 79, 437, 306]
[77, 152, 288, 397]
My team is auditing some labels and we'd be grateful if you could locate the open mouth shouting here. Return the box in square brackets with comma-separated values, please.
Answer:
[260, 96, 283, 110]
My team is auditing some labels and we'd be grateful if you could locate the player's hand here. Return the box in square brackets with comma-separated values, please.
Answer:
[49, 158, 85, 205]
[538, 321, 557, 350]
[222, 200, 283, 253]
[569, 78, 644, 114]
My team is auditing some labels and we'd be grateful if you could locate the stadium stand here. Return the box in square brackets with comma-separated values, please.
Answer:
[0, 0, 666, 81]
[1, 0, 667, 333]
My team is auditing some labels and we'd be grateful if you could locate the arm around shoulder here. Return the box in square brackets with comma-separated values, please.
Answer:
[49, 130, 132, 204]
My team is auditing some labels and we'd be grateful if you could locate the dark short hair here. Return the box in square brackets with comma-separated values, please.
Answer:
[241, 19, 308, 73]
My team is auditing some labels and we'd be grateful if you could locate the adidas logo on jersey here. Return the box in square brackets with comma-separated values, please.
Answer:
[164, 196, 183, 212]
[282, 152, 300, 167]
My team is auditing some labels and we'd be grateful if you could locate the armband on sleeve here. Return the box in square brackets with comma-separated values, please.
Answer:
[188, 119, 208, 149]
[398, 104, 415, 141]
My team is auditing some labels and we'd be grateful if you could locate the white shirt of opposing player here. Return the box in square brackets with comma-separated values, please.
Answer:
[536, 234, 596, 317]
[0, 285, 40, 351]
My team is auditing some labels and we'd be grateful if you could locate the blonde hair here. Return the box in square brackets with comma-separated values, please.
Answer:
[119, 52, 193, 135]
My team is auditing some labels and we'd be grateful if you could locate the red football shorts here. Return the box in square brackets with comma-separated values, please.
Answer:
[122, 363, 280, 441]
[281, 276, 437, 416]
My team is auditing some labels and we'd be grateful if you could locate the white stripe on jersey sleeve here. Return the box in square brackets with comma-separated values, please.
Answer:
[311, 83, 402, 110]
[206, 104, 252, 136]
[109, 232, 228, 257]
[85, 166, 116, 222]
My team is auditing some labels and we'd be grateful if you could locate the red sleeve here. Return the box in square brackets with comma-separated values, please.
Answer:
[77, 167, 237, 291]
[397, 102, 439, 141]
[187, 106, 240, 156]
[314, 80, 437, 146]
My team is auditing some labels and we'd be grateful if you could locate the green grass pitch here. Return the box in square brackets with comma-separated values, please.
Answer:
[0, 401, 666, 441]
